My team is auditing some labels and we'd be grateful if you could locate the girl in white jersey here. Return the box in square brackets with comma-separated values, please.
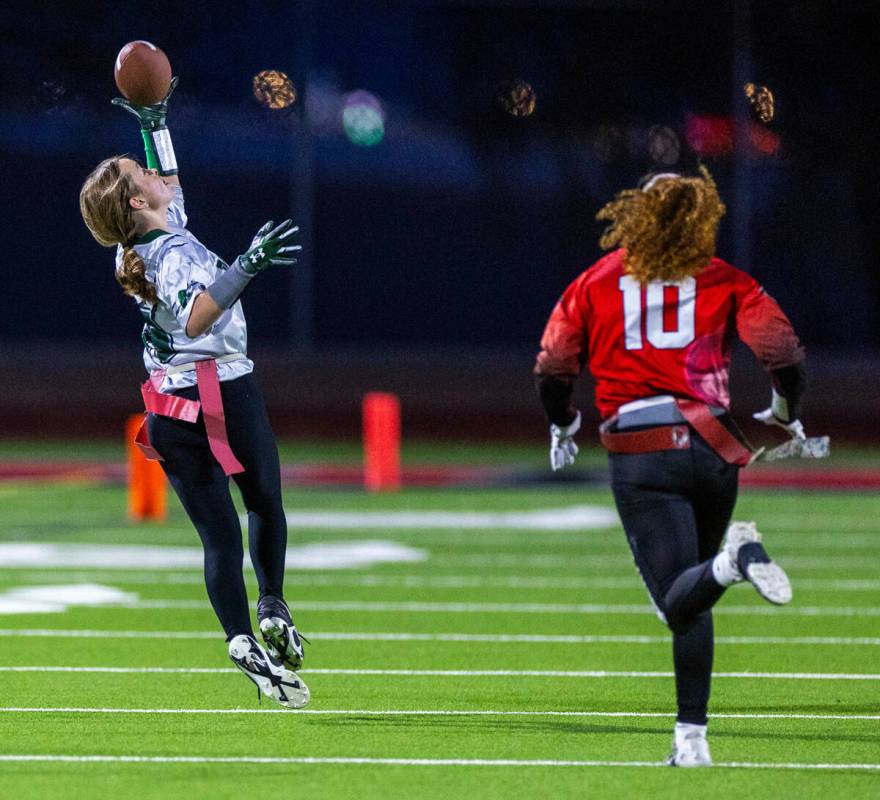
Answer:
[79, 79, 309, 709]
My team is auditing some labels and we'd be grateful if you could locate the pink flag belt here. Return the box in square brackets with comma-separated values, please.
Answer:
[134, 360, 245, 475]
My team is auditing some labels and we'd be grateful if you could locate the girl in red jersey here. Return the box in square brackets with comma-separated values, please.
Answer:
[534, 168, 807, 767]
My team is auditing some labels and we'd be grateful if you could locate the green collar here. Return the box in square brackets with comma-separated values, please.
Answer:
[134, 229, 171, 245]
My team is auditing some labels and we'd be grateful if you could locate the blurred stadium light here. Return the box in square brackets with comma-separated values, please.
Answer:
[341, 91, 386, 147]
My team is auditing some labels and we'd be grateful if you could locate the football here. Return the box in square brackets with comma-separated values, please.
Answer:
[114, 41, 172, 106]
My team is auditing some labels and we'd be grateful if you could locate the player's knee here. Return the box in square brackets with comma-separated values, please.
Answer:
[648, 599, 676, 631]
[242, 487, 283, 518]
[662, 595, 690, 632]
[664, 606, 705, 635]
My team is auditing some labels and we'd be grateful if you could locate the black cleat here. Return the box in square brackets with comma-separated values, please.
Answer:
[257, 595, 306, 671]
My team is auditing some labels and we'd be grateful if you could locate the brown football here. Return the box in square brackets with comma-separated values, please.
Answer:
[114, 41, 172, 106]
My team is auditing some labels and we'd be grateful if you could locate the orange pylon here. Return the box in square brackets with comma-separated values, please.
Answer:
[363, 393, 401, 492]
[126, 414, 167, 520]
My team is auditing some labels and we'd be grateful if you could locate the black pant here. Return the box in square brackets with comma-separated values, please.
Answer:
[609, 432, 739, 724]
[147, 372, 287, 640]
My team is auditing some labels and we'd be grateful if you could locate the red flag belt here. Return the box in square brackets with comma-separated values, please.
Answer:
[599, 422, 692, 454]
[599, 399, 757, 467]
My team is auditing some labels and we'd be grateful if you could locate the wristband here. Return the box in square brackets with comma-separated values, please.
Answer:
[149, 127, 178, 175]
[206, 259, 254, 309]
[551, 410, 581, 439]
[770, 389, 790, 422]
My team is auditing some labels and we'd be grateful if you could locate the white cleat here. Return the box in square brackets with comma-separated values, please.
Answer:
[723, 521, 792, 605]
[228, 634, 310, 709]
[667, 722, 712, 767]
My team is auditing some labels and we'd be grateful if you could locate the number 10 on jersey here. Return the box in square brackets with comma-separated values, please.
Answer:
[619, 275, 696, 350]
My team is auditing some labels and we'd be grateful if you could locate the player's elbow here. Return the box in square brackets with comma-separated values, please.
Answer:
[185, 292, 224, 338]
[185, 319, 209, 338]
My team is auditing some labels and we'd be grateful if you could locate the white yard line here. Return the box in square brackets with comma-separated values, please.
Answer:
[433, 554, 878, 570]
[0, 542, 426, 572]
[1, 544, 875, 575]
[747, 514, 880, 532]
[276, 508, 619, 530]
[0, 666, 232, 674]
[1, 629, 879, 646]
[0, 754, 877, 770]
[123, 599, 880, 617]
[769, 535, 880, 550]
[1, 666, 878, 680]
[772, 578, 880, 591]
[2, 571, 878, 592]
[0, 628, 218, 639]
[0, 708, 877, 721]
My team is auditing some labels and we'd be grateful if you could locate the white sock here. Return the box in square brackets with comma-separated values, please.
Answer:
[711, 551, 740, 586]
[675, 722, 707, 736]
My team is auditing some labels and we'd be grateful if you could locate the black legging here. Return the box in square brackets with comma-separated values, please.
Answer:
[147, 372, 287, 639]
[609, 431, 739, 725]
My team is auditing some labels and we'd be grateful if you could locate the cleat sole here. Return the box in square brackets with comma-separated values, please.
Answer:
[746, 562, 792, 605]
[231, 659, 310, 709]
[276, 672, 310, 709]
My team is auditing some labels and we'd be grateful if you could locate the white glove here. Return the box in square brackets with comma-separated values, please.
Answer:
[753, 390, 805, 440]
[550, 411, 581, 471]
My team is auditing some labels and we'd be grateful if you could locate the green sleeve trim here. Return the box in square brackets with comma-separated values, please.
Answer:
[140, 128, 158, 171]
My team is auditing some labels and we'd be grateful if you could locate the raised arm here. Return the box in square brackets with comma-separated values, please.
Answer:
[112, 77, 181, 188]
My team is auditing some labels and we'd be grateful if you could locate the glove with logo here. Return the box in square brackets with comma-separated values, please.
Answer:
[112, 77, 180, 175]
[549, 411, 581, 472]
[207, 219, 301, 309]
[236, 219, 300, 275]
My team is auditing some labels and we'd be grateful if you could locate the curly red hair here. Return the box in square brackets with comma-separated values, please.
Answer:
[596, 166, 726, 284]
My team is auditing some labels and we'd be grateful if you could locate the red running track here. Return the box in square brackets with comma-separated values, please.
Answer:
[2, 461, 880, 490]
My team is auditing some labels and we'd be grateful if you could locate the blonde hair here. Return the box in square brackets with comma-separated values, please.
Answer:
[596, 165, 726, 284]
[79, 155, 158, 304]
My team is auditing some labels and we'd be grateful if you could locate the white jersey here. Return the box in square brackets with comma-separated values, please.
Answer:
[115, 186, 254, 392]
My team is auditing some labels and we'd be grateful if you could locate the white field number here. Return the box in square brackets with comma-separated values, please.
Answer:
[619, 275, 696, 350]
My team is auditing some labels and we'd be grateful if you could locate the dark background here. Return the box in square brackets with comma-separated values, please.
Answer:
[1, 0, 878, 438]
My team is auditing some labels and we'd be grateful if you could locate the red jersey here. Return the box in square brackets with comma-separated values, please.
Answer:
[535, 249, 804, 419]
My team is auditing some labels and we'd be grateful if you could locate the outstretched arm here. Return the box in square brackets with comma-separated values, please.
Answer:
[184, 220, 301, 338]
[112, 77, 181, 187]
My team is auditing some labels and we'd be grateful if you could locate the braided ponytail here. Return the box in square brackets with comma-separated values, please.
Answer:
[79, 155, 159, 304]
[118, 245, 158, 304]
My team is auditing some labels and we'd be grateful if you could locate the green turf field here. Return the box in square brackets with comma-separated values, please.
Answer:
[0, 443, 878, 798]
